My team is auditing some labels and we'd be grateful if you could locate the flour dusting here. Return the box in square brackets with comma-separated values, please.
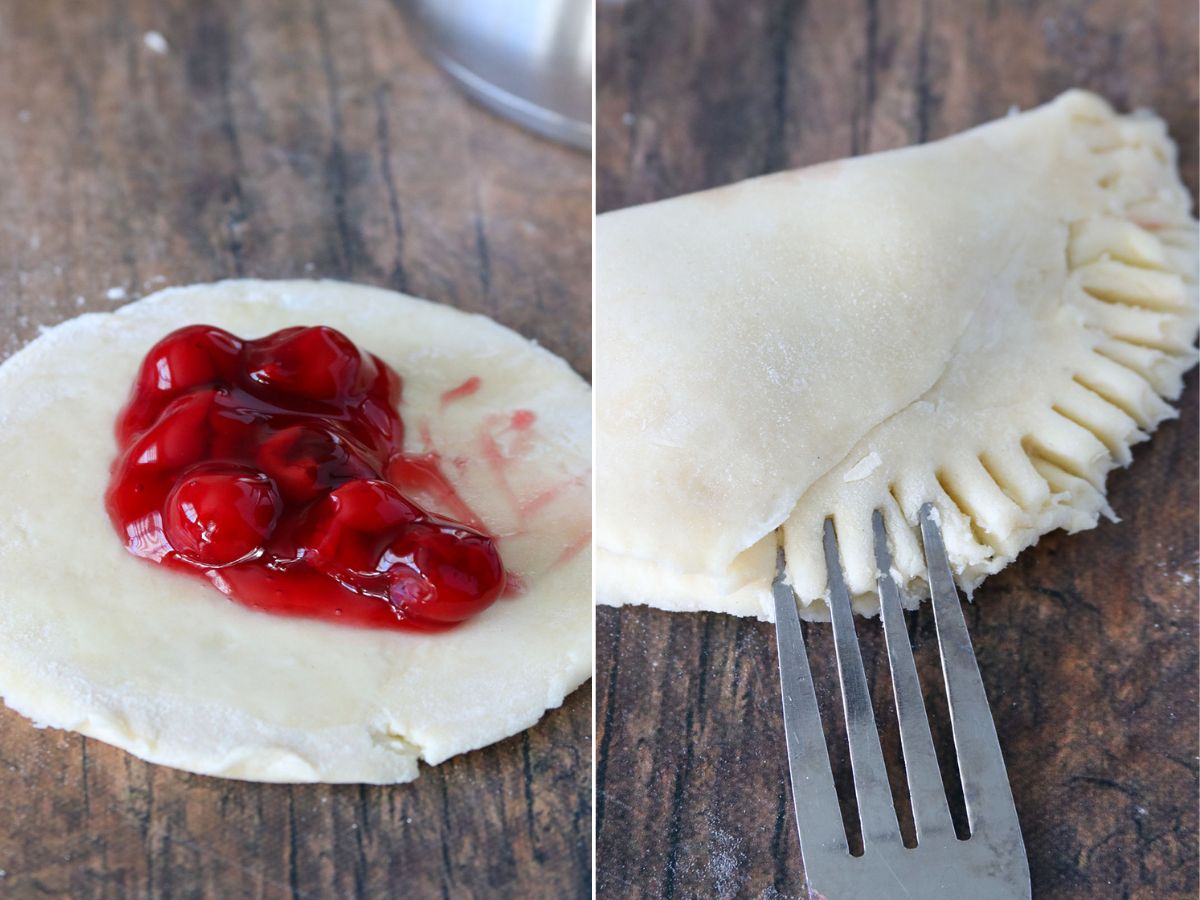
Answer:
[143, 31, 170, 54]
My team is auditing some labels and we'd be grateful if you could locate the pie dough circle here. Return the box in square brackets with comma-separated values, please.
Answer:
[0, 280, 592, 783]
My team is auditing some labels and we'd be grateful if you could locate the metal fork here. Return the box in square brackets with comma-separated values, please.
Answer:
[773, 503, 1031, 899]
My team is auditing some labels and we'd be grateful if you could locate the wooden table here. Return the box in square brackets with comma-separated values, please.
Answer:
[596, 1, 1198, 897]
[0, 2, 591, 897]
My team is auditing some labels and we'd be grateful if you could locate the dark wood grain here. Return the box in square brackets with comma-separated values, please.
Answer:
[596, 1, 1199, 897]
[0, 1, 590, 898]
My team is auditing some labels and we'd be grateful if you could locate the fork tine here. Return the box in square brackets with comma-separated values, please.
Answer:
[918, 503, 1023, 838]
[823, 518, 901, 847]
[872, 510, 955, 843]
[772, 548, 848, 860]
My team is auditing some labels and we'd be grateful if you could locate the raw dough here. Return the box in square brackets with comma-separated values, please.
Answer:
[0, 280, 591, 783]
[596, 90, 1197, 620]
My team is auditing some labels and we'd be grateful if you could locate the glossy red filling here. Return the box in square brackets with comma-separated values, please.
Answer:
[106, 324, 506, 631]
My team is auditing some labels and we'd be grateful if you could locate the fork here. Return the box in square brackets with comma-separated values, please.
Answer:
[773, 503, 1031, 899]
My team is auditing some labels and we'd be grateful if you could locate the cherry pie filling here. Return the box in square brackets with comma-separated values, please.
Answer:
[106, 324, 506, 631]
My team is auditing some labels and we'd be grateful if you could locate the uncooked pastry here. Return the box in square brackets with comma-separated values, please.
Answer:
[596, 90, 1198, 620]
[0, 280, 591, 782]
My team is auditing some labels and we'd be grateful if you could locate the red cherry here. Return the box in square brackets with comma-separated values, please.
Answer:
[244, 326, 370, 401]
[122, 389, 221, 472]
[108, 390, 224, 540]
[256, 425, 378, 503]
[300, 480, 423, 573]
[383, 523, 505, 626]
[122, 326, 241, 434]
[164, 466, 281, 567]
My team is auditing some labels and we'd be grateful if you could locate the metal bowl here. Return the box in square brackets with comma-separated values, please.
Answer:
[399, 0, 592, 150]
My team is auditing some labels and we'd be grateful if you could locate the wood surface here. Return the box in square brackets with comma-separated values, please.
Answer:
[596, 1, 1199, 898]
[0, 1, 591, 898]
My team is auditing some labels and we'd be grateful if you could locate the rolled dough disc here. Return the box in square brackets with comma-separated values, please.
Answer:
[0, 280, 591, 783]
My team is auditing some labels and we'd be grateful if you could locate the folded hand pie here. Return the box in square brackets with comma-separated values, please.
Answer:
[596, 91, 1198, 619]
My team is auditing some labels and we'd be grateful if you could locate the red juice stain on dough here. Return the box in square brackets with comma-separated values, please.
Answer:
[520, 472, 588, 518]
[385, 453, 484, 532]
[476, 410, 538, 513]
[106, 324, 507, 631]
[478, 410, 538, 474]
[440, 375, 482, 407]
[555, 530, 591, 567]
